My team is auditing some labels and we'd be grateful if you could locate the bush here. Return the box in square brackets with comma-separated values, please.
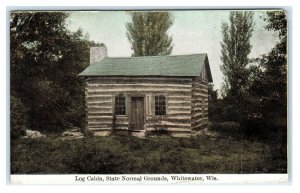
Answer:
[82, 129, 94, 138]
[240, 118, 269, 139]
[69, 137, 128, 174]
[10, 96, 27, 139]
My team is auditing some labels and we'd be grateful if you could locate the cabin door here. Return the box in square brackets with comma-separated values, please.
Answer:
[130, 97, 145, 130]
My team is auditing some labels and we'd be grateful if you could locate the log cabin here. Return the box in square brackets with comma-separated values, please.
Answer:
[79, 46, 213, 137]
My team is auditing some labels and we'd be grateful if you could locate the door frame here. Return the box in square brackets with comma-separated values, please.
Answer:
[129, 96, 146, 131]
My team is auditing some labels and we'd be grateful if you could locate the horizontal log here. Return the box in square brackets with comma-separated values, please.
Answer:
[87, 117, 128, 123]
[195, 108, 208, 111]
[168, 102, 191, 107]
[86, 96, 112, 101]
[192, 111, 204, 117]
[87, 83, 192, 89]
[192, 93, 207, 98]
[193, 116, 208, 124]
[192, 92, 207, 97]
[146, 127, 191, 133]
[192, 121, 208, 129]
[87, 101, 113, 105]
[193, 88, 208, 93]
[147, 120, 190, 127]
[87, 94, 112, 97]
[87, 77, 193, 85]
[147, 118, 191, 124]
[87, 94, 111, 97]
[192, 99, 207, 103]
[87, 106, 112, 109]
[146, 124, 191, 129]
[87, 103, 112, 107]
[168, 96, 192, 101]
[115, 116, 129, 120]
[87, 106, 112, 111]
[192, 82, 207, 87]
[167, 112, 191, 116]
[168, 100, 192, 104]
[192, 86, 206, 91]
[88, 118, 113, 123]
[167, 115, 191, 119]
[146, 114, 191, 119]
[192, 101, 206, 106]
[193, 114, 204, 121]
[88, 112, 113, 116]
[88, 122, 112, 126]
[87, 91, 192, 96]
[88, 115, 113, 119]
[115, 121, 130, 126]
[168, 106, 191, 110]
[87, 88, 191, 93]
[114, 127, 130, 130]
[89, 127, 111, 131]
[87, 109, 113, 114]
[192, 109, 205, 115]
[192, 121, 205, 129]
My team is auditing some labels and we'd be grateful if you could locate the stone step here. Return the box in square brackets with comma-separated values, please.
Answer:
[131, 131, 146, 138]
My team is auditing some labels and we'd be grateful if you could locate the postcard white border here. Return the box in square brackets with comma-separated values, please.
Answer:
[11, 174, 288, 185]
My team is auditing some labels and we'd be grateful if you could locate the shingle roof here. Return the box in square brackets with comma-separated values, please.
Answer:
[79, 53, 212, 81]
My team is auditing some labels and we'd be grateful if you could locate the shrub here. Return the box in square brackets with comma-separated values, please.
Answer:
[10, 96, 27, 139]
[240, 118, 269, 139]
[69, 138, 128, 174]
[82, 129, 94, 138]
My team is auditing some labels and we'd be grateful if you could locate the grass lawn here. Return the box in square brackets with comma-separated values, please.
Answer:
[11, 128, 287, 174]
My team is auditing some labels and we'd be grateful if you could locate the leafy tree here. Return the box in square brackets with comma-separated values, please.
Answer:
[10, 12, 97, 132]
[126, 12, 173, 56]
[245, 11, 287, 122]
[208, 83, 218, 102]
[220, 11, 254, 121]
[10, 96, 27, 138]
[255, 11, 287, 121]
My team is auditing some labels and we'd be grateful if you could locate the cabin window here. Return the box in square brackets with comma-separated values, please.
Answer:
[155, 96, 166, 115]
[115, 95, 126, 115]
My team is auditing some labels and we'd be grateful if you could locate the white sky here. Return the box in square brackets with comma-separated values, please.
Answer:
[67, 10, 279, 90]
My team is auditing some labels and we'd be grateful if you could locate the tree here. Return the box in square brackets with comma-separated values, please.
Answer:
[220, 11, 254, 120]
[254, 11, 287, 121]
[126, 12, 173, 56]
[10, 12, 97, 132]
[10, 96, 27, 138]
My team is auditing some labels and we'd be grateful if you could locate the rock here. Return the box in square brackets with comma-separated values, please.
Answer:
[94, 131, 111, 137]
[132, 131, 146, 138]
[56, 130, 84, 141]
[66, 126, 81, 132]
[24, 129, 46, 139]
[62, 131, 83, 137]
[195, 128, 219, 138]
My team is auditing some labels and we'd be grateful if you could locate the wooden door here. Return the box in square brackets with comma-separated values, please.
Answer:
[130, 97, 144, 130]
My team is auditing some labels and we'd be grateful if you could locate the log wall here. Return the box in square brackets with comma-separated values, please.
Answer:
[191, 69, 208, 131]
[85, 77, 194, 134]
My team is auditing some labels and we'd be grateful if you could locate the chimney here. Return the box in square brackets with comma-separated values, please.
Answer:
[90, 45, 107, 64]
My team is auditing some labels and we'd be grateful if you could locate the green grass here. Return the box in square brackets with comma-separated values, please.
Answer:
[11, 130, 287, 174]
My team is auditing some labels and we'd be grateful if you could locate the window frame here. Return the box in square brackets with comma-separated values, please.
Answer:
[115, 94, 126, 116]
[154, 95, 167, 116]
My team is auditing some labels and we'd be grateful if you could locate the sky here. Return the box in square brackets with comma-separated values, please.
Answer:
[67, 10, 279, 91]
